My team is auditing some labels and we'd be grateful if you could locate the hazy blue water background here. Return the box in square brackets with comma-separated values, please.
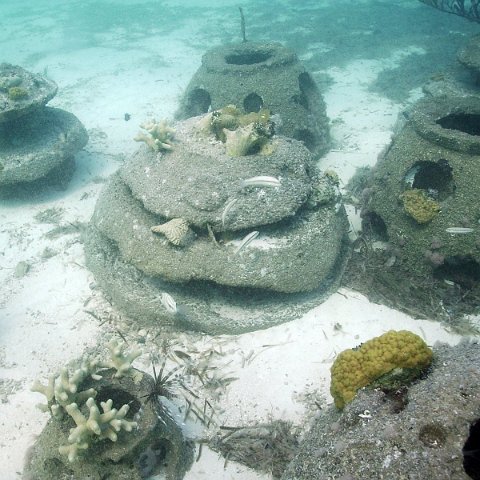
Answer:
[1, 0, 478, 102]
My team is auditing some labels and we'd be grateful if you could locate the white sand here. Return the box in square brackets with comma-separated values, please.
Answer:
[0, 7, 470, 480]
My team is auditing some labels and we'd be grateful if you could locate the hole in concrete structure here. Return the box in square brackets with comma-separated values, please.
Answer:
[298, 72, 318, 110]
[293, 128, 316, 151]
[464, 418, 480, 479]
[403, 159, 454, 201]
[361, 212, 389, 242]
[185, 88, 211, 116]
[138, 439, 171, 478]
[225, 51, 272, 65]
[292, 93, 309, 110]
[243, 92, 264, 113]
[437, 113, 480, 136]
[384, 386, 409, 414]
[419, 423, 447, 448]
[434, 255, 480, 289]
[96, 387, 141, 418]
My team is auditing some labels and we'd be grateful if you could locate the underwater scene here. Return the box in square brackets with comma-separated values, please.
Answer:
[1, 0, 480, 478]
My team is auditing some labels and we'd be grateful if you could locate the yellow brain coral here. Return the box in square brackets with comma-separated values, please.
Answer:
[330, 330, 432, 409]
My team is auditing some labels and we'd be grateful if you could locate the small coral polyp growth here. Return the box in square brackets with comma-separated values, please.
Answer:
[330, 330, 433, 409]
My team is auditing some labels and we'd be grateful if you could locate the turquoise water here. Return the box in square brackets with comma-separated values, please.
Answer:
[1, 1, 479, 479]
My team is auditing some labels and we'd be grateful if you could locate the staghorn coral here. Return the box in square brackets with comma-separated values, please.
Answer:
[98, 339, 142, 378]
[151, 217, 193, 246]
[31, 360, 98, 419]
[31, 340, 141, 418]
[401, 188, 440, 224]
[134, 119, 175, 152]
[330, 330, 432, 409]
[58, 397, 137, 462]
[31, 341, 143, 462]
[419, 0, 480, 23]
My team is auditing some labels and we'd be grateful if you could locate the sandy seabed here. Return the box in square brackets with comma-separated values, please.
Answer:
[0, 1, 477, 478]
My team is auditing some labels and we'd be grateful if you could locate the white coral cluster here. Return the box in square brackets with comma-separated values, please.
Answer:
[59, 398, 137, 462]
[31, 359, 98, 419]
[134, 119, 175, 152]
[31, 340, 142, 461]
[99, 339, 142, 378]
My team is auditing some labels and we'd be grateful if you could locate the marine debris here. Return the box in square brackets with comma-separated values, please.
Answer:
[445, 227, 474, 234]
[160, 291, 178, 314]
[234, 230, 259, 255]
[221, 198, 238, 228]
[239, 7, 247, 43]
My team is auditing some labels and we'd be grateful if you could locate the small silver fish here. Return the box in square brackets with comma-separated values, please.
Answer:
[445, 227, 474, 234]
[222, 198, 238, 228]
[234, 230, 259, 255]
[160, 292, 177, 314]
[241, 176, 281, 188]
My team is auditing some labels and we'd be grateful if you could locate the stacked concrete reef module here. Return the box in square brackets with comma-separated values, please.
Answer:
[364, 95, 480, 285]
[0, 63, 88, 194]
[175, 42, 330, 158]
[84, 114, 349, 335]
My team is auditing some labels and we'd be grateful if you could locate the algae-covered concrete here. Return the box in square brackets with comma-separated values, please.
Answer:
[282, 340, 480, 480]
[0, 108, 88, 186]
[85, 114, 349, 334]
[23, 368, 193, 480]
[0, 63, 57, 123]
[176, 42, 330, 158]
[458, 33, 480, 80]
[0, 63, 87, 192]
[364, 95, 480, 281]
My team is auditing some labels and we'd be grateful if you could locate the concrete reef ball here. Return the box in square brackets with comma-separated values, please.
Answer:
[363, 95, 480, 284]
[176, 42, 330, 158]
[283, 340, 480, 480]
[0, 63, 88, 192]
[85, 114, 349, 334]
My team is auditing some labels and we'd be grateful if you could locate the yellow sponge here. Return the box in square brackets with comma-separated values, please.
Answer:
[330, 330, 432, 409]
